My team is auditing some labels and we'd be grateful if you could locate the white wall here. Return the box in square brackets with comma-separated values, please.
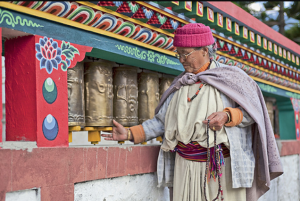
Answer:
[5, 188, 40, 201]
[258, 154, 300, 201]
[74, 173, 170, 201]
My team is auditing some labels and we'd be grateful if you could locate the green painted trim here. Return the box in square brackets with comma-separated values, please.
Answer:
[277, 100, 295, 140]
[86, 48, 182, 76]
[0, 8, 184, 75]
[0, 8, 43, 28]
[257, 82, 300, 99]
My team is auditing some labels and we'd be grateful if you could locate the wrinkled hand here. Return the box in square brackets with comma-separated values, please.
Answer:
[202, 112, 228, 131]
[101, 120, 129, 141]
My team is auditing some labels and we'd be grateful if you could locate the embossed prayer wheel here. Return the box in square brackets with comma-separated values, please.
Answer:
[138, 71, 160, 124]
[159, 75, 175, 99]
[68, 62, 85, 126]
[84, 61, 114, 127]
[113, 66, 139, 127]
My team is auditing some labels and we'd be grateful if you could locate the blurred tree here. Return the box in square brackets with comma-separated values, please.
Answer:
[232, 1, 256, 13]
[233, 1, 300, 44]
[284, 1, 300, 44]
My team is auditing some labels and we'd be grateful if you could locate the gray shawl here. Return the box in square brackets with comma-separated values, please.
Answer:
[155, 61, 283, 200]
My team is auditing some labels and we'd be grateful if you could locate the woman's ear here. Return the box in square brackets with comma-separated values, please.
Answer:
[201, 47, 209, 57]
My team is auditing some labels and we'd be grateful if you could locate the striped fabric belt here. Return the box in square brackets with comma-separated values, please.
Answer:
[171, 141, 230, 181]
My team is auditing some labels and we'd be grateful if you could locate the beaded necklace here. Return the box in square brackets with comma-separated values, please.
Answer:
[187, 62, 211, 102]
[187, 83, 204, 102]
[204, 120, 224, 201]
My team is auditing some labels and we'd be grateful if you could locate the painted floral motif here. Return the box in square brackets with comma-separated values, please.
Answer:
[147, 51, 155, 62]
[36, 37, 62, 74]
[60, 41, 80, 71]
[142, 7, 154, 19]
[36, 37, 80, 74]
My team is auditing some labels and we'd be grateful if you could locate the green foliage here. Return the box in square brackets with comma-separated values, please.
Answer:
[284, 24, 300, 45]
[233, 1, 300, 44]
[286, 1, 300, 20]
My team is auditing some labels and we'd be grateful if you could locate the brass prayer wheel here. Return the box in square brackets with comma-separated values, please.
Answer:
[159, 75, 175, 99]
[84, 61, 114, 127]
[67, 62, 85, 126]
[113, 66, 139, 127]
[138, 71, 160, 124]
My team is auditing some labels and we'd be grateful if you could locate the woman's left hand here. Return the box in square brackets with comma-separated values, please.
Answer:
[202, 112, 228, 131]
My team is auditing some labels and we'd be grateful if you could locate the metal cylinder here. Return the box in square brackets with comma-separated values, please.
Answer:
[84, 61, 114, 127]
[113, 66, 139, 127]
[68, 62, 85, 126]
[138, 71, 160, 124]
[159, 75, 174, 100]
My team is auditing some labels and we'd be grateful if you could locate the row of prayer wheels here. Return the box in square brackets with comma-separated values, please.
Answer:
[67, 59, 174, 144]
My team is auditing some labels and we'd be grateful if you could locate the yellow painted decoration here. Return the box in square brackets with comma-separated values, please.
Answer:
[185, 1, 192, 11]
[283, 49, 287, 59]
[243, 26, 248, 39]
[279, 46, 282, 57]
[156, 136, 163, 142]
[263, 38, 268, 50]
[287, 51, 291, 61]
[213, 34, 298, 74]
[234, 22, 239, 35]
[249, 31, 255, 43]
[217, 13, 223, 27]
[68, 126, 82, 143]
[78, 1, 174, 37]
[292, 54, 295, 63]
[88, 130, 101, 145]
[172, 1, 179, 5]
[250, 76, 300, 94]
[274, 44, 278, 55]
[226, 17, 232, 32]
[268, 41, 272, 52]
[3, 1, 297, 77]
[207, 7, 214, 22]
[217, 51, 300, 92]
[196, 1, 204, 17]
[257, 34, 261, 47]
[141, 142, 147, 145]
[296, 57, 299, 66]
[118, 141, 125, 144]
[69, 126, 81, 131]
[68, 131, 72, 143]
[0, 2, 176, 57]
[137, 1, 188, 25]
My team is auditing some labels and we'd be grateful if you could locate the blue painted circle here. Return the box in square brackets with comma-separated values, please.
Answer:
[42, 114, 59, 141]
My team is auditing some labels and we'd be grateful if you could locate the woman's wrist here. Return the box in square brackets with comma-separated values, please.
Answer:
[127, 128, 134, 141]
[224, 111, 231, 124]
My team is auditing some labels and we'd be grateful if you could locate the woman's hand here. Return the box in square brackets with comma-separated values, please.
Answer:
[202, 112, 229, 131]
[101, 120, 130, 141]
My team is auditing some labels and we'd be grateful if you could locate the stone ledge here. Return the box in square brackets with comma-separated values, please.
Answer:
[276, 140, 300, 156]
[0, 145, 160, 201]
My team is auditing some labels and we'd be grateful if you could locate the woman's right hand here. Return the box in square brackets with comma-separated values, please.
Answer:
[101, 120, 132, 141]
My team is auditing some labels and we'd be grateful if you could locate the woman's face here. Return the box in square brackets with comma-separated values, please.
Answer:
[176, 47, 210, 73]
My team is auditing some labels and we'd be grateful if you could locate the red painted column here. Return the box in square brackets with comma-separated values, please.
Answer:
[5, 35, 37, 142]
[5, 35, 91, 147]
[0, 28, 2, 146]
[5, 35, 68, 147]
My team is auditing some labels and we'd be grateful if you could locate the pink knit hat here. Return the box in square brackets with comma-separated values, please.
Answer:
[173, 23, 215, 47]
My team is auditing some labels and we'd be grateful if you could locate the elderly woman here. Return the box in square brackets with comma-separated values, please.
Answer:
[102, 23, 283, 201]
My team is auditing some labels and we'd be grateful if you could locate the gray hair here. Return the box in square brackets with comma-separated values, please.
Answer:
[195, 42, 217, 59]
